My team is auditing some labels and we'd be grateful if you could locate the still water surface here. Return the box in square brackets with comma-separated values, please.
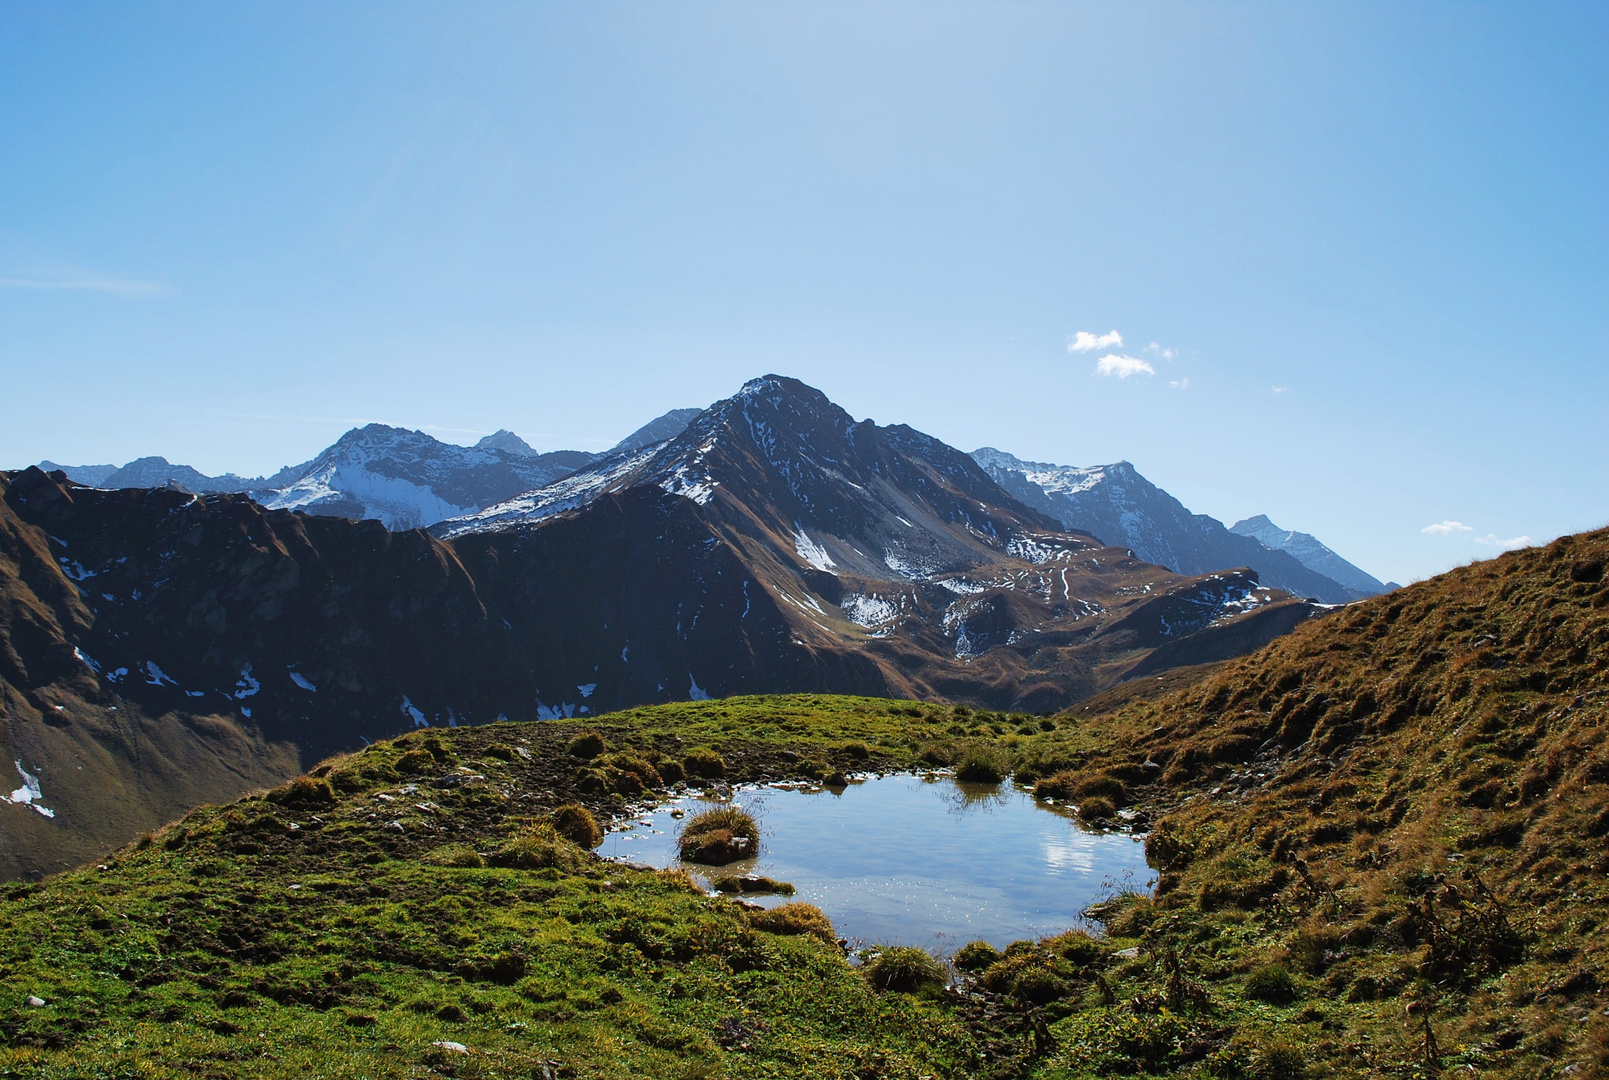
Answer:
[599, 772, 1153, 951]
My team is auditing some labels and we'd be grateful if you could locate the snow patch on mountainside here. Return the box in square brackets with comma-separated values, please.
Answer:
[972, 446, 1367, 605]
[884, 550, 941, 581]
[6, 761, 54, 818]
[261, 462, 474, 530]
[841, 592, 899, 628]
[793, 525, 837, 572]
[437, 448, 661, 536]
[973, 448, 1107, 497]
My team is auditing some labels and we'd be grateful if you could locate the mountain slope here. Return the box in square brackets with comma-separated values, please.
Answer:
[1018, 527, 1609, 1075]
[5, 511, 1604, 1080]
[1231, 512, 1391, 594]
[103, 456, 260, 493]
[0, 474, 302, 878]
[613, 407, 703, 453]
[440, 376, 1325, 713]
[972, 448, 1373, 604]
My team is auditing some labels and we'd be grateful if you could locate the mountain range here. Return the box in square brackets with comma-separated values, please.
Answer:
[36, 407, 1385, 604]
[971, 449, 1388, 604]
[35, 410, 695, 532]
[3, 375, 1331, 876]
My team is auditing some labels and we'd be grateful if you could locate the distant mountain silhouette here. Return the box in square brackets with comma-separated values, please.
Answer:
[972, 448, 1380, 604]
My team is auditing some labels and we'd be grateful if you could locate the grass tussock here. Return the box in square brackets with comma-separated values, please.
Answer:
[953, 742, 1008, 784]
[566, 729, 606, 759]
[489, 821, 587, 871]
[677, 806, 759, 865]
[547, 803, 602, 849]
[862, 946, 947, 993]
[747, 902, 837, 942]
[1243, 963, 1297, 1003]
[952, 940, 1001, 972]
[683, 747, 726, 779]
[1076, 795, 1117, 822]
[265, 775, 336, 808]
[712, 874, 795, 896]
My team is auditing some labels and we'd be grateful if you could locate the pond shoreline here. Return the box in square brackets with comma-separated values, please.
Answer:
[598, 770, 1156, 952]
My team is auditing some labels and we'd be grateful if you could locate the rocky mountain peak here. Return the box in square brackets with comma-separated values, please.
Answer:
[474, 429, 539, 458]
[445, 377, 1059, 590]
[1230, 514, 1388, 596]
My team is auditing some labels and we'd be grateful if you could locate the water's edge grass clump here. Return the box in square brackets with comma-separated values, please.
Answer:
[677, 805, 760, 865]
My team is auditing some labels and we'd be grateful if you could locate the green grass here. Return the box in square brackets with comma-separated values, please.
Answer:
[0, 855, 977, 1078]
[0, 692, 1366, 1078]
[0, 712, 980, 1079]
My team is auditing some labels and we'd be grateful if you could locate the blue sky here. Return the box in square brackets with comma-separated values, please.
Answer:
[1, 2, 1604, 585]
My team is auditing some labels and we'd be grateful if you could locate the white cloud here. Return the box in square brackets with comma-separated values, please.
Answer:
[1271, 386, 1289, 394]
[1068, 330, 1123, 353]
[1169, 377, 1190, 390]
[0, 271, 169, 297]
[1421, 521, 1473, 536]
[1094, 354, 1155, 379]
[1476, 534, 1532, 550]
[1145, 341, 1178, 361]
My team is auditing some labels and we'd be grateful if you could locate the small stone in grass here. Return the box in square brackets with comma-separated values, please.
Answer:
[26, 996, 45, 1007]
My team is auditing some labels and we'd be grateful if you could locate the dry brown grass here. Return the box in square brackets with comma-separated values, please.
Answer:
[1035, 528, 1609, 1075]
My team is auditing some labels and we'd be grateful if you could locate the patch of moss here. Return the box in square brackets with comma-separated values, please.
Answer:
[711, 875, 795, 896]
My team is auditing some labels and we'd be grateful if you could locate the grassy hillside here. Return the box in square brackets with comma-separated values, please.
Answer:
[1, 528, 1606, 1077]
[1018, 527, 1609, 1076]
